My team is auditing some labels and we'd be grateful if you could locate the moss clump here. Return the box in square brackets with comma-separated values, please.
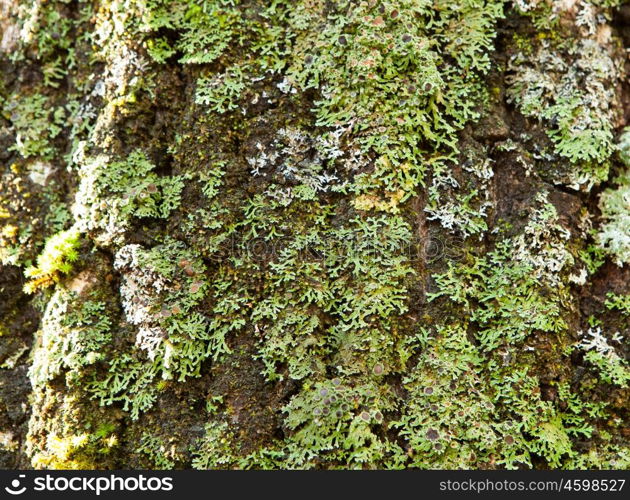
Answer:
[23, 228, 81, 294]
[31, 430, 118, 470]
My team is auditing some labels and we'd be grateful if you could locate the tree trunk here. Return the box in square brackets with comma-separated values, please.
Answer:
[0, 0, 628, 469]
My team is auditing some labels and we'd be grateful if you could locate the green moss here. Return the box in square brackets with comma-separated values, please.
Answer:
[23, 227, 81, 294]
[31, 431, 118, 470]
[579, 244, 607, 275]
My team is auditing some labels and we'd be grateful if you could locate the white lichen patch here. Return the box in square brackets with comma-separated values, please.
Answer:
[576, 327, 629, 387]
[112, 240, 212, 381]
[27, 161, 55, 186]
[425, 157, 494, 238]
[248, 126, 345, 204]
[597, 168, 630, 266]
[114, 244, 171, 361]
[507, 29, 622, 189]
[512, 193, 574, 287]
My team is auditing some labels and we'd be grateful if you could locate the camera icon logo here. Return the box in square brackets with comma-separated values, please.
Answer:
[5, 475, 27, 495]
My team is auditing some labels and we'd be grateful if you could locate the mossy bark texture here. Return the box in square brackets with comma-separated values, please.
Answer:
[0, 0, 628, 469]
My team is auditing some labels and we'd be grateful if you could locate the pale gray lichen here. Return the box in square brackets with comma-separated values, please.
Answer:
[597, 169, 630, 266]
[512, 192, 576, 287]
[73, 151, 183, 246]
[576, 327, 629, 387]
[507, 34, 621, 189]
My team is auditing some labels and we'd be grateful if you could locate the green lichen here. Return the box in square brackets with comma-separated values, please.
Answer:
[30, 290, 112, 386]
[392, 325, 605, 469]
[74, 150, 184, 245]
[191, 422, 237, 470]
[4, 93, 65, 160]
[138, 0, 505, 210]
[427, 241, 566, 351]
[250, 209, 414, 381]
[281, 379, 400, 468]
[605, 292, 630, 316]
[507, 41, 616, 164]
[575, 327, 629, 387]
[86, 238, 229, 419]
[138, 433, 177, 469]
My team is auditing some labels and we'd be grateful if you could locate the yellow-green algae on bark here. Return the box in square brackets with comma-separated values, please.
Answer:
[0, 0, 628, 469]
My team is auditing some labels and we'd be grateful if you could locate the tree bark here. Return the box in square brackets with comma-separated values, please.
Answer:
[0, 0, 628, 469]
